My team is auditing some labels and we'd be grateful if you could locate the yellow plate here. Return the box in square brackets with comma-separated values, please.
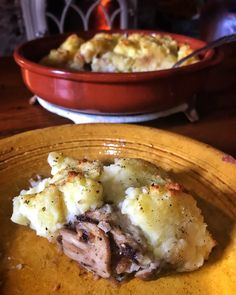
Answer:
[0, 124, 235, 295]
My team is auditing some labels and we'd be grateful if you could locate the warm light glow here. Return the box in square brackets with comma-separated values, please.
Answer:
[102, 0, 110, 5]
[97, 0, 111, 30]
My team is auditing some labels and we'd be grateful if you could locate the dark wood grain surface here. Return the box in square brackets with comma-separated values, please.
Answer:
[0, 56, 235, 156]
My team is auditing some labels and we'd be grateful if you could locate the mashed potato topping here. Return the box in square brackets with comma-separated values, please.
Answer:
[11, 153, 104, 239]
[11, 185, 65, 238]
[11, 152, 215, 275]
[40, 33, 198, 72]
[122, 185, 214, 271]
[100, 158, 169, 204]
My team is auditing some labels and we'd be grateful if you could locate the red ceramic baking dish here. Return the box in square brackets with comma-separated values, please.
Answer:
[14, 30, 223, 114]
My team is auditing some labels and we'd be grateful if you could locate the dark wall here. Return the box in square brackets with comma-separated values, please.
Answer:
[0, 0, 26, 56]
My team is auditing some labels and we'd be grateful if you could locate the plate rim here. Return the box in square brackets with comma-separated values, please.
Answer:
[1, 123, 235, 193]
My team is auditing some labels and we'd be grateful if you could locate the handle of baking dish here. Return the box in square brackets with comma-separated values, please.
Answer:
[207, 35, 236, 68]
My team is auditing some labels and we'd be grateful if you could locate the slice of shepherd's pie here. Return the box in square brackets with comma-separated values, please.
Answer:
[11, 152, 215, 281]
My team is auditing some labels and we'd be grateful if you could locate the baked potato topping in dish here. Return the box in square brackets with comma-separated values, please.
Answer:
[11, 153, 215, 281]
[40, 33, 199, 73]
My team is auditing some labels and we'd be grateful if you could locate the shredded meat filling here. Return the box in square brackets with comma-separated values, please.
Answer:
[59, 221, 111, 278]
[59, 205, 161, 281]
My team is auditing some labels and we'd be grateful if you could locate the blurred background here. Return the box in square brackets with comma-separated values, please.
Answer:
[1, 0, 236, 56]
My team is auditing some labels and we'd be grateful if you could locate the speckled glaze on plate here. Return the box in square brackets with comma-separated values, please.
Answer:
[0, 124, 235, 295]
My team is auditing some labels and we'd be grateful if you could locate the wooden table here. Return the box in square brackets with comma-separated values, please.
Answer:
[0, 56, 236, 156]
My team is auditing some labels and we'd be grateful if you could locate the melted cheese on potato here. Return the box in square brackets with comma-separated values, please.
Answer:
[59, 34, 84, 57]
[178, 43, 198, 66]
[100, 158, 169, 204]
[58, 171, 103, 223]
[40, 33, 198, 72]
[11, 185, 66, 239]
[121, 184, 215, 271]
[79, 33, 122, 63]
[48, 152, 102, 180]
[11, 153, 104, 239]
[40, 34, 84, 68]
[91, 52, 134, 73]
